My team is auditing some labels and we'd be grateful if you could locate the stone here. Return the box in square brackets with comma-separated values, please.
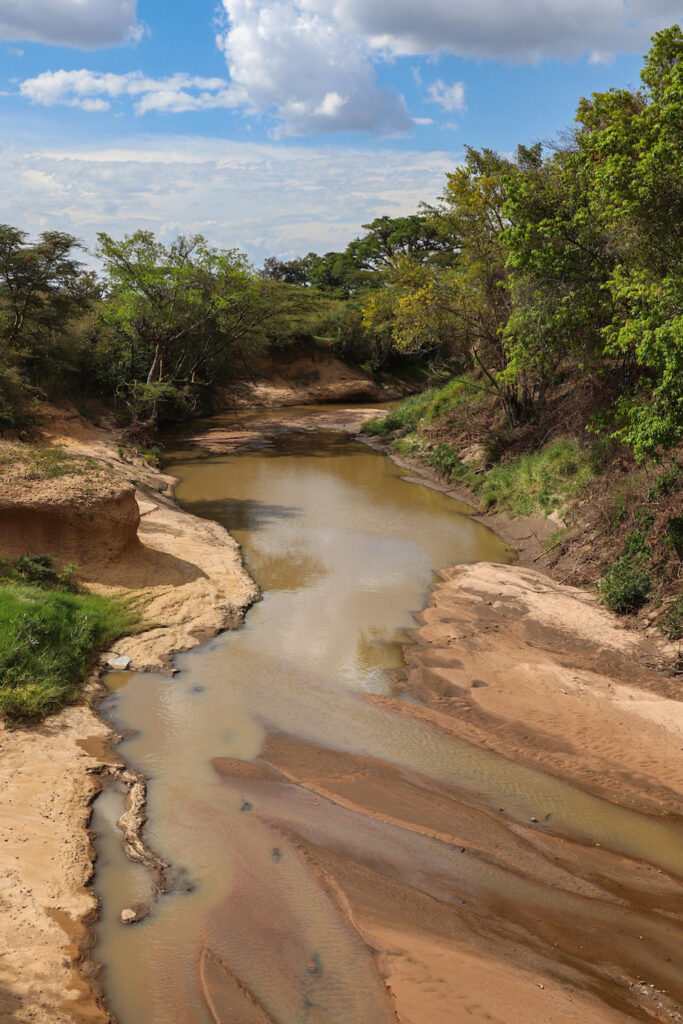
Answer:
[108, 655, 131, 671]
[120, 908, 137, 925]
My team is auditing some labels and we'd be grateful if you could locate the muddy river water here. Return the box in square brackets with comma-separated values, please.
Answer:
[92, 410, 682, 1023]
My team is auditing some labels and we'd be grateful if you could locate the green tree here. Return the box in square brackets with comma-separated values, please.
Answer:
[0, 225, 91, 370]
[97, 231, 280, 423]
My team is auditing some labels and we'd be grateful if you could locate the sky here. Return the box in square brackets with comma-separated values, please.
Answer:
[0, 0, 679, 267]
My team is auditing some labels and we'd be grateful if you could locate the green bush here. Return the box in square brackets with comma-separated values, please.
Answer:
[0, 554, 78, 590]
[428, 442, 468, 482]
[667, 516, 683, 559]
[598, 554, 653, 613]
[391, 435, 423, 457]
[0, 578, 141, 722]
[661, 597, 683, 642]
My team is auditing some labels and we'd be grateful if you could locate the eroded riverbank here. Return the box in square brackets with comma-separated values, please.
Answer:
[92, 407, 682, 1024]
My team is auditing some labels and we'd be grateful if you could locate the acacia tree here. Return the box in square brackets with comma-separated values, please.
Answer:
[0, 225, 91, 364]
[97, 231, 282, 423]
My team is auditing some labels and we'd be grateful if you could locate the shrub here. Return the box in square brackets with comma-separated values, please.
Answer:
[0, 554, 78, 591]
[598, 554, 653, 613]
[667, 516, 683, 559]
[661, 598, 683, 642]
[429, 443, 467, 482]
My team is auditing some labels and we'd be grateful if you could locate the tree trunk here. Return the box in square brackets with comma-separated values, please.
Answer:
[146, 342, 163, 384]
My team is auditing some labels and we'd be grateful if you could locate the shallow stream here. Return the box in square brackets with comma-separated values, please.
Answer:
[92, 409, 682, 1023]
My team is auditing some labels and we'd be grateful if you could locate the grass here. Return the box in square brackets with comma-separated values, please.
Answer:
[361, 377, 488, 439]
[476, 439, 593, 516]
[0, 443, 102, 484]
[23, 446, 101, 480]
[424, 437, 591, 517]
[361, 390, 435, 436]
[0, 556, 142, 723]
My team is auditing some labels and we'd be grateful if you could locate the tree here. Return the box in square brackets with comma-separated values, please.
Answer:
[0, 225, 91, 368]
[97, 231, 283, 424]
[502, 24, 683, 456]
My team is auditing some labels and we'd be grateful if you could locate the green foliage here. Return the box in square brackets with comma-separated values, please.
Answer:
[661, 597, 683, 641]
[390, 435, 423, 457]
[0, 578, 141, 722]
[598, 554, 653, 613]
[428, 443, 469, 483]
[360, 392, 434, 436]
[667, 516, 683, 558]
[0, 554, 78, 590]
[476, 440, 591, 516]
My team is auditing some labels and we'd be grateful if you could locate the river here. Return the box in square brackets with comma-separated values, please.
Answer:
[91, 408, 682, 1024]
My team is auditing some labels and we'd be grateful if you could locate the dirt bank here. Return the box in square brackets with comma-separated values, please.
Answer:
[0, 406, 258, 1024]
[225, 346, 409, 408]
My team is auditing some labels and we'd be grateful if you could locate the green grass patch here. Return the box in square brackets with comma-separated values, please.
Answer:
[425, 438, 591, 517]
[24, 446, 101, 480]
[361, 377, 487, 438]
[390, 434, 423, 457]
[360, 390, 435, 437]
[476, 439, 592, 516]
[0, 560, 143, 723]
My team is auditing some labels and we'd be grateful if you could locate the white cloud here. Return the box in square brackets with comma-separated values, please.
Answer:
[216, 0, 412, 136]
[317, 0, 681, 62]
[427, 80, 466, 113]
[213, 0, 679, 135]
[0, 133, 459, 265]
[0, 0, 141, 49]
[19, 70, 239, 115]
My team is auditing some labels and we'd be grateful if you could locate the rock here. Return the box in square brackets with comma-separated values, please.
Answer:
[108, 655, 131, 671]
[120, 903, 149, 924]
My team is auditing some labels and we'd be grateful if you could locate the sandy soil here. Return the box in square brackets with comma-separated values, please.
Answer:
[209, 559, 683, 1023]
[0, 707, 111, 1024]
[225, 347, 407, 408]
[0, 406, 257, 1024]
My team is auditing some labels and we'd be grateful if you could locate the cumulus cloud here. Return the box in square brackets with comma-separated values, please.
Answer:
[0, 133, 458, 264]
[213, 0, 679, 134]
[19, 70, 238, 114]
[427, 80, 466, 113]
[0, 0, 141, 49]
[316, 0, 681, 62]
[216, 0, 412, 136]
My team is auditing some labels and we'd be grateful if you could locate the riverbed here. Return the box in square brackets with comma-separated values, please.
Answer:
[91, 408, 683, 1024]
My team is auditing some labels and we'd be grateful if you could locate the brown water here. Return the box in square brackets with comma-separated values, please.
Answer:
[92, 412, 683, 1023]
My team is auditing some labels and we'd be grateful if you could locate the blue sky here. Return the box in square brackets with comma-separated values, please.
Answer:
[0, 0, 678, 265]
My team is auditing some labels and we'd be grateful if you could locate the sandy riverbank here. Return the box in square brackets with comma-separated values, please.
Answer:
[0, 406, 258, 1024]
[1, 402, 681, 1023]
